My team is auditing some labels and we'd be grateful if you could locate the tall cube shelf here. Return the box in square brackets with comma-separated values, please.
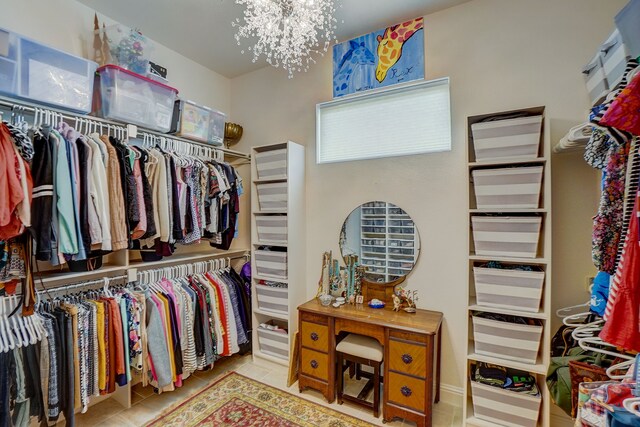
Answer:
[251, 141, 306, 367]
[464, 106, 552, 427]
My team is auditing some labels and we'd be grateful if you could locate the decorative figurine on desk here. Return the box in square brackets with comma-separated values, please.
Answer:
[392, 293, 402, 311]
[394, 288, 419, 313]
[316, 251, 331, 297]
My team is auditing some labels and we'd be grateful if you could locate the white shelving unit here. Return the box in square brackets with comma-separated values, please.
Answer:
[251, 141, 306, 366]
[464, 106, 552, 427]
[359, 201, 418, 282]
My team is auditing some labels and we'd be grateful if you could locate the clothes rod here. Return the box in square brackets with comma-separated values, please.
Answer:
[0, 95, 251, 160]
[36, 274, 128, 295]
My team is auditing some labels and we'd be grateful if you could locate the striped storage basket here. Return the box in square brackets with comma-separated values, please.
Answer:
[256, 215, 288, 244]
[258, 326, 289, 360]
[472, 216, 542, 259]
[472, 166, 543, 209]
[257, 182, 288, 211]
[583, 54, 609, 106]
[256, 148, 287, 179]
[616, 0, 640, 59]
[472, 315, 543, 364]
[472, 116, 542, 162]
[256, 284, 288, 314]
[600, 30, 629, 89]
[471, 380, 541, 427]
[255, 249, 288, 279]
[473, 267, 545, 313]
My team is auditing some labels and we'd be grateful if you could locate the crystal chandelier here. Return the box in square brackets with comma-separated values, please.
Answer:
[233, 0, 340, 78]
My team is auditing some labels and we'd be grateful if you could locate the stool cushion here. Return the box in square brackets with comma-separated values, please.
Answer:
[336, 334, 383, 362]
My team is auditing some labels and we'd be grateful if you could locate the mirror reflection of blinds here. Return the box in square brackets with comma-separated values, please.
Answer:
[316, 78, 451, 164]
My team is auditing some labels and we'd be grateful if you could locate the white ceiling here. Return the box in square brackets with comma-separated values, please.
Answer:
[77, 0, 470, 78]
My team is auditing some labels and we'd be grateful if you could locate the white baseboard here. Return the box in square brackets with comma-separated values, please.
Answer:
[439, 383, 464, 407]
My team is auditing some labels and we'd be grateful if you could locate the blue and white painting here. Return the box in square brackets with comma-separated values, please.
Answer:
[332, 17, 425, 98]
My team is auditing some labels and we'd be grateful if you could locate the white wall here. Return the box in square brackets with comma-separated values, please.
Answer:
[231, 0, 625, 401]
[0, 0, 231, 113]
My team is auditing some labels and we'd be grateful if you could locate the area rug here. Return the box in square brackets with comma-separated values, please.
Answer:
[146, 371, 375, 427]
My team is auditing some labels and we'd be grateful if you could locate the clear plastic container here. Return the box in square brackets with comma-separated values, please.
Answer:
[0, 27, 97, 113]
[91, 24, 153, 75]
[94, 65, 178, 132]
[170, 99, 226, 145]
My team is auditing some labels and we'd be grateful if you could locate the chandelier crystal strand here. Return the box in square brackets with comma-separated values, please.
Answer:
[233, 0, 340, 78]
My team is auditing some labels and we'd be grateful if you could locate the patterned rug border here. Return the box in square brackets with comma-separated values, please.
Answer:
[146, 370, 377, 427]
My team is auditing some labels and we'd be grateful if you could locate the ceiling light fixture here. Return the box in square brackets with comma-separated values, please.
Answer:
[233, 0, 340, 78]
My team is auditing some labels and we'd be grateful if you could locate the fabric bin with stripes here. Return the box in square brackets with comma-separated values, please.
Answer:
[471, 380, 541, 427]
[473, 267, 545, 312]
[258, 327, 289, 360]
[583, 53, 609, 106]
[471, 116, 542, 162]
[255, 250, 288, 279]
[616, 0, 640, 59]
[257, 182, 288, 211]
[472, 216, 542, 259]
[256, 215, 288, 244]
[600, 29, 629, 89]
[472, 315, 543, 364]
[256, 148, 287, 179]
[256, 284, 288, 314]
[472, 166, 543, 209]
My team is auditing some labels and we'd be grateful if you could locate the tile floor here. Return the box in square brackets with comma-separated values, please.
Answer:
[66, 353, 462, 426]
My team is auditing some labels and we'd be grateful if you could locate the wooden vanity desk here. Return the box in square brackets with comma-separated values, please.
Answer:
[297, 298, 443, 427]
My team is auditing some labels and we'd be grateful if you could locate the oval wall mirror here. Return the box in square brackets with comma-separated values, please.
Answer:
[340, 201, 420, 284]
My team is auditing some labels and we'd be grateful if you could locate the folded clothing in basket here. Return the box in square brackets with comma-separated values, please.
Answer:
[259, 279, 288, 288]
[474, 362, 540, 396]
[483, 261, 536, 272]
[475, 312, 542, 327]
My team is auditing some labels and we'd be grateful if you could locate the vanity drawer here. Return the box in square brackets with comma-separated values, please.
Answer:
[301, 321, 329, 352]
[388, 371, 426, 413]
[300, 348, 329, 381]
[389, 339, 427, 378]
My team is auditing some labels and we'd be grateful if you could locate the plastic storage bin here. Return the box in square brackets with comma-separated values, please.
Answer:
[471, 380, 541, 427]
[583, 54, 609, 106]
[255, 249, 288, 279]
[472, 116, 542, 162]
[257, 320, 289, 360]
[472, 166, 543, 209]
[256, 215, 288, 244]
[255, 148, 288, 180]
[94, 65, 178, 132]
[472, 315, 543, 364]
[256, 182, 288, 211]
[256, 283, 288, 314]
[92, 24, 153, 75]
[0, 27, 98, 113]
[473, 266, 545, 312]
[472, 216, 542, 259]
[170, 100, 226, 145]
[600, 30, 629, 89]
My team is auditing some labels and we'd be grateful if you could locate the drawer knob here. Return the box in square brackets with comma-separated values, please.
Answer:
[401, 386, 412, 397]
[310, 332, 319, 341]
[401, 353, 413, 364]
[310, 359, 318, 369]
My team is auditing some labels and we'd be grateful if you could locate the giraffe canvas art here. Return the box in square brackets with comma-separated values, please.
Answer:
[332, 17, 424, 98]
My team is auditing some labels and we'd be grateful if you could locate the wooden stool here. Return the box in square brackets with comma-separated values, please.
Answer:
[336, 333, 384, 418]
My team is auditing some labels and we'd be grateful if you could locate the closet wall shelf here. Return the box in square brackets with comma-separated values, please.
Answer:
[468, 254, 549, 264]
[468, 298, 547, 319]
[0, 95, 251, 160]
[253, 177, 288, 184]
[468, 158, 546, 169]
[253, 210, 288, 215]
[36, 264, 128, 284]
[467, 350, 547, 375]
[254, 307, 289, 321]
[128, 249, 249, 270]
[254, 242, 288, 247]
[469, 208, 547, 214]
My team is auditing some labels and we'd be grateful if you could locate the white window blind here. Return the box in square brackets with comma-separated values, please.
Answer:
[316, 78, 451, 164]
